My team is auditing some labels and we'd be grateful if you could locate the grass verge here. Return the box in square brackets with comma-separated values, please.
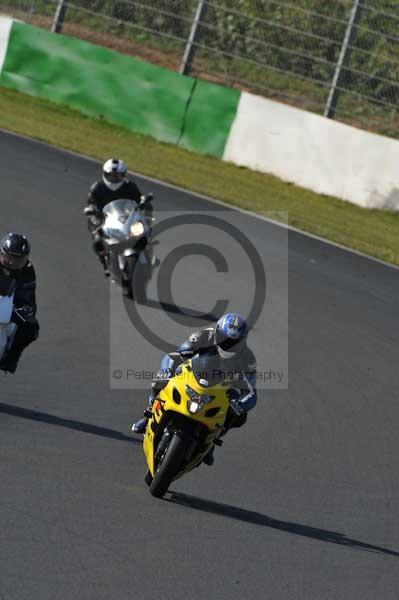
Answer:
[0, 86, 398, 266]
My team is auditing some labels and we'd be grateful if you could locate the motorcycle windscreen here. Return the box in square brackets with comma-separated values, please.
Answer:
[102, 199, 139, 241]
[191, 352, 227, 388]
[102, 199, 136, 220]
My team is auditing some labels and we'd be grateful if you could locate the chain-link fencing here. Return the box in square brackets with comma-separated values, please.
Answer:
[1, 0, 398, 137]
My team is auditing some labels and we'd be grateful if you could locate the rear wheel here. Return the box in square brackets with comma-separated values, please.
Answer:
[149, 433, 188, 498]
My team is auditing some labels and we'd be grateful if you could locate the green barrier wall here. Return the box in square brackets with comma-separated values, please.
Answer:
[0, 21, 240, 157]
[181, 79, 240, 158]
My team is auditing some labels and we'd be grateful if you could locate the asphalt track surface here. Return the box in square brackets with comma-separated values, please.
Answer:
[1, 130, 398, 600]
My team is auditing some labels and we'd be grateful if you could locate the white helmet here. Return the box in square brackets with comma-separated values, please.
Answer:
[102, 158, 127, 191]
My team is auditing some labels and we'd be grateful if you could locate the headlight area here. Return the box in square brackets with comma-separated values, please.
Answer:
[130, 221, 145, 237]
[185, 385, 214, 415]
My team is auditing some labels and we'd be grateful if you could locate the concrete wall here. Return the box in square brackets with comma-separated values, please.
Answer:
[0, 16, 12, 74]
[224, 92, 399, 211]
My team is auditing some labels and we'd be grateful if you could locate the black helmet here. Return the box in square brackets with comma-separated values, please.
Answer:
[102, 158, 127, 190]
[0, 233, 30, 271]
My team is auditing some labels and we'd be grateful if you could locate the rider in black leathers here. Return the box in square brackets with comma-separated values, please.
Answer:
[0, 233, 39, 374]
[86, 158, 154, 276]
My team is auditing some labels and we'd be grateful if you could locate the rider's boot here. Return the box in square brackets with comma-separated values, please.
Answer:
[131, 364, 172, 434]
[101, 254, 110, 277]
[202, 446, 215, 466]
[131, 411, 151, 434]
[0, 355, 18, 374]
[202, 429, 225, 466]
[131, 390, 156, 434]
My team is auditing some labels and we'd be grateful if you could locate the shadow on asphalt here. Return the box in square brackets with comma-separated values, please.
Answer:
[168, 492, 399, 558]
[0, 402, 140, 444]
[142, 298, 221, 323]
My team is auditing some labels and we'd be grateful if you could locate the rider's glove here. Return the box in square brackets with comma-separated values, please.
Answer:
[229, 398, 245, 415]
[84, 205, 99, 216]
[151, 369, 171, 395]
[14, 305, 35, 323]
[152, 369, 171, 386]
[178, 340, 194, 358]
[227, 388, 245, 415]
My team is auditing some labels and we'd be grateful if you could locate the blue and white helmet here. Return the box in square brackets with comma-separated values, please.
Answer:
[214, 312, 249, 358]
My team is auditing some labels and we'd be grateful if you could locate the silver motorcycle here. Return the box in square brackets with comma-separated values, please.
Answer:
[86, 195, 155, 303]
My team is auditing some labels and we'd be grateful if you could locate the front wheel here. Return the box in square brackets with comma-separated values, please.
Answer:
[149, 433, 188, 498]
[127, 255, 149, 304]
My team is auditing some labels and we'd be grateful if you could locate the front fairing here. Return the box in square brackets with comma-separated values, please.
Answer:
[102, 199, 151, 247]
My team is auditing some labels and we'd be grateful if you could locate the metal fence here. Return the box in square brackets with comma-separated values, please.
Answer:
[2, 0, 399, 137]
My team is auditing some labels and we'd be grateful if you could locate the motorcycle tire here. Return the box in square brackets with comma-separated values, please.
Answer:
[149, 433, 187, 498]
[121, 256, 135, 299]
[129, 256, 148, 305]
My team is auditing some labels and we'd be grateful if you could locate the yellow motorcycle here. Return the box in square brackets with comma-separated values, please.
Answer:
[143, 353, 233, 498]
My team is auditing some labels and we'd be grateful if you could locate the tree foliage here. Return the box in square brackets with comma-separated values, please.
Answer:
[4, 0, 399, 111]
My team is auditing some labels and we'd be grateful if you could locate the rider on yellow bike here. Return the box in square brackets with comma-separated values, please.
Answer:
[132, 313, 257, 465]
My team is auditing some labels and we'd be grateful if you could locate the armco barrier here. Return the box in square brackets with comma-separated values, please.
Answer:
[0, 18, 239, 157]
